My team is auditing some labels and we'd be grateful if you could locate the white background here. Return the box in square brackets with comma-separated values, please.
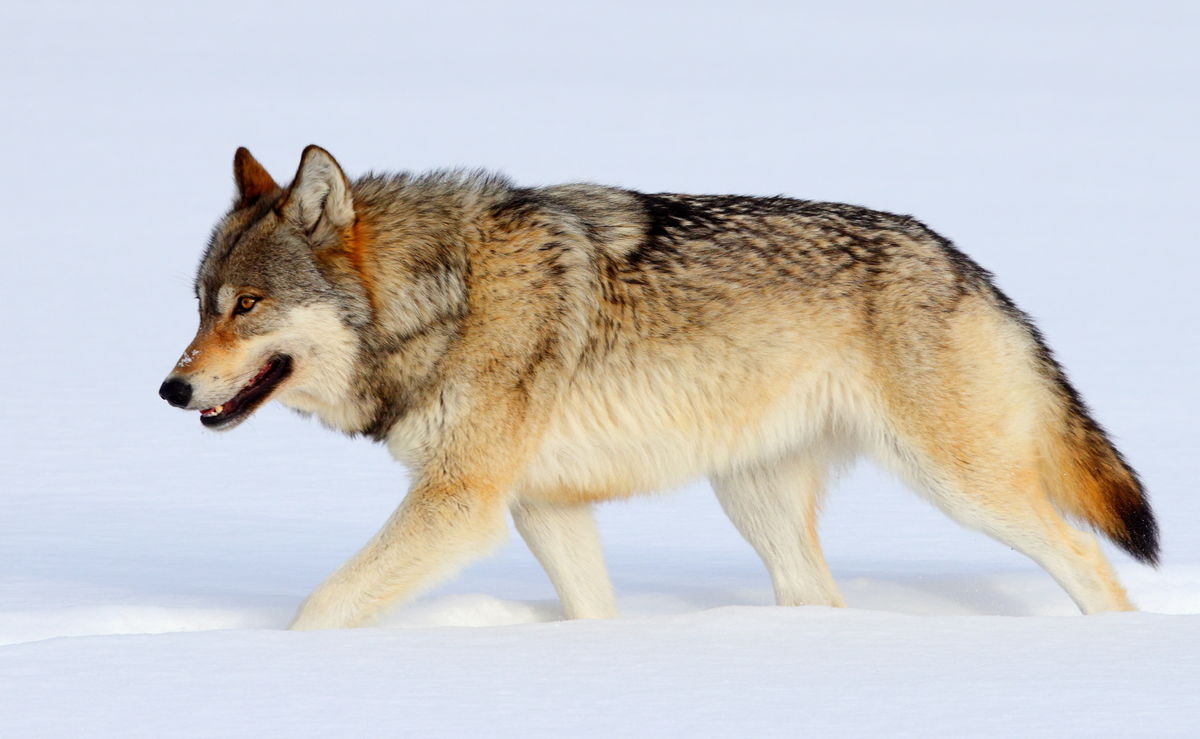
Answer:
[1, 1, 1197, 736]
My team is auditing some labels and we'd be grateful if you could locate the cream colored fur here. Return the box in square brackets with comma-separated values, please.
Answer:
[287, 293, 1132, 628]
[511, 501, 617, 619]
[164, 147, 1149, 630]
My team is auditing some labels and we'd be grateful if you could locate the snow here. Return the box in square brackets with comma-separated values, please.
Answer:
[4, 610, 1199, 738]
[2, 0, 1198, 736]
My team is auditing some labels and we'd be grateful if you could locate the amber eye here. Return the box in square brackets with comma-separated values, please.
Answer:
[233, 295, 260, 316]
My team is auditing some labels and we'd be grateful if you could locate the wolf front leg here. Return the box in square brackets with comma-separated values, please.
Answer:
[512, 500, 617, 619]
[289, 480, 509, 630]
[289, 215, 584, 629]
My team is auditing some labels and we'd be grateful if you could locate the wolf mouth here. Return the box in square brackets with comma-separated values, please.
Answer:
[200, 355, 293, 429]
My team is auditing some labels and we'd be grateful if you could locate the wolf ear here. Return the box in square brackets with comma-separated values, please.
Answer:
[280, 145, 355, 234]
[233, 147, 279, 208]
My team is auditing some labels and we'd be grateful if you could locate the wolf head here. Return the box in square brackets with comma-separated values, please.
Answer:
[159, 146, 369, 431]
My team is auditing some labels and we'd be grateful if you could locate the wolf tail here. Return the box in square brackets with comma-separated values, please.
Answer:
[1033, 350, 1159, 565]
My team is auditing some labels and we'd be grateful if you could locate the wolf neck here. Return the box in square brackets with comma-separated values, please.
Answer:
[307, 173, 503, 443]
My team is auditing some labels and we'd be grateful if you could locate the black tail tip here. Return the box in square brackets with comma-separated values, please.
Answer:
[1114, 500, 1160, 567]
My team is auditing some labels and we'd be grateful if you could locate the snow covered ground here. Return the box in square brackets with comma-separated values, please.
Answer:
[2, 1, 1197, 736]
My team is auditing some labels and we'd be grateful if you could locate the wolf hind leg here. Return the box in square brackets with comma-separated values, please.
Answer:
[512, 500, 617, 619]
[710, 452, 845, 608]
[880, 429, 1133, 614]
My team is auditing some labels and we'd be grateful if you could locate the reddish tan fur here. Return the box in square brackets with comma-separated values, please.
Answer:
[1040, 407, 1152, 558]
[162, 146, 1156, 628]
[233, 147, 278, 207]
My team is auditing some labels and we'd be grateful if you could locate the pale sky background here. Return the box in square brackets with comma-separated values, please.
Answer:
[0, 2, 1196, 735]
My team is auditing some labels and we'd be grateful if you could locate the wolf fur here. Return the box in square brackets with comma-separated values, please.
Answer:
[160, 146, 1158, 629]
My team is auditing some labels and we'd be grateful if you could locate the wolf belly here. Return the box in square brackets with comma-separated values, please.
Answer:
[518, 355, 861, 502]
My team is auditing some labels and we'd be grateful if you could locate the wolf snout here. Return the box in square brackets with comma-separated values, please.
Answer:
[159, 378, 193, 408]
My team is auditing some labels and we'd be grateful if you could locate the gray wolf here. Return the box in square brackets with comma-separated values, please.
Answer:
[159, 146, 1158, 629]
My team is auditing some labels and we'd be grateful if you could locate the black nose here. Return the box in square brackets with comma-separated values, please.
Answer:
[159, 378, 193, 408]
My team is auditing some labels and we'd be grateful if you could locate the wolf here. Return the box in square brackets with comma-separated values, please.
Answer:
[159, 145, 1158, 629]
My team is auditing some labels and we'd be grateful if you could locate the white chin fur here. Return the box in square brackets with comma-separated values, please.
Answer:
[270, 305, 365, 431]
